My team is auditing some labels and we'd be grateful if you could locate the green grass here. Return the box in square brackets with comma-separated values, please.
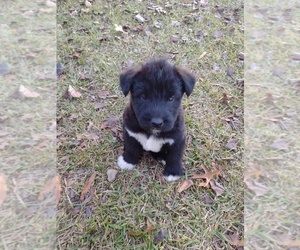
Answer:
[57, 0, 243, 249]
[244, 1, 300, 249]
[0, 0, 56, 249]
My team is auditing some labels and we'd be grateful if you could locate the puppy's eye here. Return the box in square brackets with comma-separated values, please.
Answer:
[168, 96, 175, 102]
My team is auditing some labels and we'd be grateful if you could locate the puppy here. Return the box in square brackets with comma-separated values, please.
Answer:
[117, 59, 196, 181]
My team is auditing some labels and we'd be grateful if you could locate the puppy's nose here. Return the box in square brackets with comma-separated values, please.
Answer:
[151, 118, 164, 128]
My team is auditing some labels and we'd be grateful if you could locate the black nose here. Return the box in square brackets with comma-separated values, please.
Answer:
[151, 118, 164, 128]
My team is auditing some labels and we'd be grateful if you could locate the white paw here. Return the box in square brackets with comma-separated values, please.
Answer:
[164, 175, 181, 182]
[117, 155, 135, 170]
[158, 159, 166, 165]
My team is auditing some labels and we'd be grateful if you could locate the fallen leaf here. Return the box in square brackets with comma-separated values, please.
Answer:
[154, 228, 167, 244]
[210, 179, 225, 196]
[46, 0, 56, 7]
[177, 179, 193, 193]
[252, 30, 266, 39]
[171, 35, 179, 43]
[98, 89, 109, 99]
[171, 20, 181, 27]
[191, 165, 221, 187]
[0, 176, 8, 207]
[196, 30, 203, 40]
[114, 24, 125, 33]
[272, 67, 284, 78]
[214, 30, 223, 39]
[0, 62, 11, 75]
[271, 139, 289, 151]
[269, 233, 300, 247]
[145, 219, 155, 232]
[93, 102, 105, 110]
[17, 85, 40, 99]
[80, 172, 97, 201]
[225, 233, 244, 247]
[213, 62, 220, 72]
[38, 176, 61, 204]
[244, 164, 262, 181]
[107, 169, 118, 182]
[200, 0, 208, 7]
[245, 179, 269, 196]
[201, 194, 214, 204]
[85, 0, 92, 7]
[219, 92, 229, 103]
[291, 52, 300, 61]
[101, 116, 119, 130]
[64, 85, 82, 99]
[127, 231, 143, 237]
[225, 138, 238, 151]
[226, 68, 234, 78]
[155, 174, 166, 186]
[238, 52, 244, 61]
[135, 14, 145, 23]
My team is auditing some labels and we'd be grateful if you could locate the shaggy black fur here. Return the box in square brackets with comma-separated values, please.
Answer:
[118, 59, 196, 180]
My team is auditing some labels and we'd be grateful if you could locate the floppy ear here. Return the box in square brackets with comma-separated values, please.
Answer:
[175, 66, 196, 96]
[119, 67, 140, 96]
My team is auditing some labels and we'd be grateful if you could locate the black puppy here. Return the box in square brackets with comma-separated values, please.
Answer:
[117, 59, 196, 181]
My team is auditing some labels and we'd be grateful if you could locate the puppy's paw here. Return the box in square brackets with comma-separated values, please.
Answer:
[117, 155, 135, 170]
[163, 175, 181, 182]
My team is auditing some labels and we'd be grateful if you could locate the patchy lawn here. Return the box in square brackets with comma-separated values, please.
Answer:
[244, 1, 300, 249]
[57, 0, 244, 249]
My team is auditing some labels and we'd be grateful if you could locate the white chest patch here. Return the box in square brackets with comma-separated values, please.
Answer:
[126, 128, 174, 153]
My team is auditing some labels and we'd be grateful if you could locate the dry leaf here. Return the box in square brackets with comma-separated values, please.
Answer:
[225, 138, 238, 151]
[271, 139, 289, 151]
[0, 62, 11, 75]
[80, 172, 97, 201]
[85, 0, 92, 7]
[107, 169, 118, 182]
[0, 176, 8, 207]
[270, 233, 300, 247]
[171, 35, 180, 43]
[291, 52, 300, 61]
[191, 165, 221, 187]
[38, 176, 61, 204]
[154, 228, 167, 244]
[114, 24, 125, 33]
[64, 85, 82, 99]
[201, 194, 214, 204]
[127, 231, 143, 237]
[46, 0, 56, 7]
[219, 92, 229, 103]
[225, 233, 244, 247]
[145, 219, 155, 232]
[210, 179, 225, 196]
[18, 85, 40, 98]
[177, 179, 193, 193]
[245, 179, 269, 196]
[214, 30, 223, 39]
[101, 116, 119, 130]
[244, 165, 262, 181]
[135, 14, 145, 23]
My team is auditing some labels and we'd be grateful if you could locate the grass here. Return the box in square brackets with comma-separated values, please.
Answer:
[244, 1, 300, 249]
[57, 0, 244, 249]
[0, 0, 56, 249]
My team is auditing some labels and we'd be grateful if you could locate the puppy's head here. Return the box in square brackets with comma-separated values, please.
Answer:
[120, 59, 196, 133]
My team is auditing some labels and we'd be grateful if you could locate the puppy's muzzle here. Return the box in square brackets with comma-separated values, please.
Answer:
[151, 117, 164, 129]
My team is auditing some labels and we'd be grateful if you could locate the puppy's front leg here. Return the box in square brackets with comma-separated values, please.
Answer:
[163, 142, 185, 182]
[118, 130, 143, 170]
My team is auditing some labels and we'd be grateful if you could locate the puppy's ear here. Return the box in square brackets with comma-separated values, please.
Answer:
[120, 67, 140, 96]
[175, 66, 196, 96]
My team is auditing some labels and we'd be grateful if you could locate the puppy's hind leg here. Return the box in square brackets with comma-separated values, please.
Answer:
[118, 131, 143, 170]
